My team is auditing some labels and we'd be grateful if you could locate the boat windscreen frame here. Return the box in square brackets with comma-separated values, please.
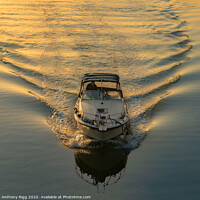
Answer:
[78, 73, 122, 98]
[78, 82, 123, 98]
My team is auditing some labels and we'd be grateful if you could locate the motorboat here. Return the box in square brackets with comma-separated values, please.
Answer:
[74, 73, 129, 141]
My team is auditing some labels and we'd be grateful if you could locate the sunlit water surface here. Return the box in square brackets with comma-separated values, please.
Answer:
[0, 0, 200, 199]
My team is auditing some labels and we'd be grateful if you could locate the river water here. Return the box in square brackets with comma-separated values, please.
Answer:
[0, 0, 200, 199]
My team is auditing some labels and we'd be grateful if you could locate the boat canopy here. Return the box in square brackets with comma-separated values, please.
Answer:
[83, 73, 119, 83]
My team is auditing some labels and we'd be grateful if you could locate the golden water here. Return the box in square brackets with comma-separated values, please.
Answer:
[0, 0, 200, 198]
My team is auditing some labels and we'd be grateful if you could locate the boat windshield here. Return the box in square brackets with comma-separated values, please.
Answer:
[104, 91, 122, 100]
[82, 90, 122, 100]
[82, 90, 101, 100]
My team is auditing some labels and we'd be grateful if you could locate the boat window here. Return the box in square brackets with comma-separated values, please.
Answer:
[82, 90, 122, 100]
[82, 90, 101, 100]
[104, 91, 122, 100]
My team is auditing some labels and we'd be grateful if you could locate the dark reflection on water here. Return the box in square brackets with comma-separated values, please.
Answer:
[74, 145, 130, 192]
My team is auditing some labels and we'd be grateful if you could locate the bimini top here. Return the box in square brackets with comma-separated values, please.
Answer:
[83, 73, 119, 83]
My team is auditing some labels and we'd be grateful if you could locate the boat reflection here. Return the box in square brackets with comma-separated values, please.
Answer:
[74, 144, 130, 191]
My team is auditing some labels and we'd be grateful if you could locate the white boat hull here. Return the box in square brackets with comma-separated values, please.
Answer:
[77, 122, 128, 141]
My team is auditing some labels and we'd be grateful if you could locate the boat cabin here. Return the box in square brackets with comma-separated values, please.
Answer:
[78, 73, 123, 100]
